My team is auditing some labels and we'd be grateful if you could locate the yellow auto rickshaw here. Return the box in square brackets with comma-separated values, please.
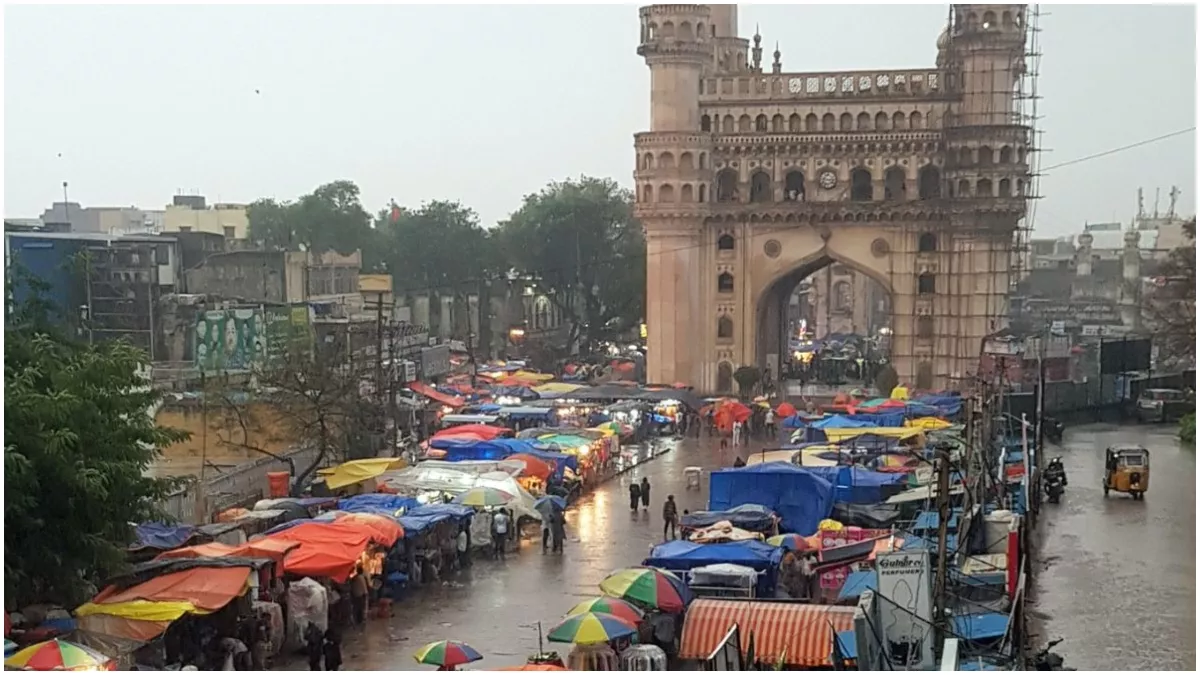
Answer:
[1103, 445, 1150, 500]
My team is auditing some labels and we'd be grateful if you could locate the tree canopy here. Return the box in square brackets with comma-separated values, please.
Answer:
[374, 200, 499, 295]
[1143, 218, 1196, 366]
[247, 180, 374, 256]
[495, 176, 645, 351]
[4, 279, 187, 607]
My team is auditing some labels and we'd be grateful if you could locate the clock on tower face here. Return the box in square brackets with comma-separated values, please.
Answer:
[818, 169, 837, 190]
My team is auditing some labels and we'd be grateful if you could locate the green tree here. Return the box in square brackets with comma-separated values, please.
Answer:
[375, 200, 499, 294]
[1143, 218, 1196, 366]
[733, 365, 762, 398]
[247, 180, 375, 257]
[4, 278, 187, 607]
[495, 177, 645, 352]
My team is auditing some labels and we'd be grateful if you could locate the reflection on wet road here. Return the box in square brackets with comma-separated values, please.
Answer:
[1033, 424, 1196, 671]
[311, 437, 735, 670]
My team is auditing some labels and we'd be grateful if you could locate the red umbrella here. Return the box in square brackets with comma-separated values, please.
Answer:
[775, 401, 797, 417]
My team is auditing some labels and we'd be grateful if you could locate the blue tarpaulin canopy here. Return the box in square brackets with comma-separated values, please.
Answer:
[798, 466, 909, 505]
[810, 415, 875, 429]
[407, 503, 475, 522]
[679, 504, 777, 532]
[397, 514, 452, 537]
[131, 522, 197, 551]
[644, 540, 784, 596]
[952, 613, 1011, 641]
[337, 494, 421, 518]
[438, 438, 541, 461]
[708, 463, 834, 535]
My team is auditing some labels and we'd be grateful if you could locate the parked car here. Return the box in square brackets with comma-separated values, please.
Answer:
[1135, 388, 1192, 423]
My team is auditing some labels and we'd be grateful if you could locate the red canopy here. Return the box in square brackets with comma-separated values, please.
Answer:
[155, 539, 299, 564]
[93, 566, 253, 611]
[433, 424, 510, 440]
[775, 401, 797, 418]
[507, 453, 553, 481]
[409, 381, 465, 408]
[264, 522, 375, 582]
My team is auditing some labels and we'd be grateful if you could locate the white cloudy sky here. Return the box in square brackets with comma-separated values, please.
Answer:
[5, 4, 1196, 236]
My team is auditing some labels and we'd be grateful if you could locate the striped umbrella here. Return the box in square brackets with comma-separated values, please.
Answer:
[766, 533, 813, 552]
[5, 639, 112, 671]
[453, 487, 514, 507]
[599, 567, 691, 613]
[565, 596, 645, 625]
[546, 612, 637, 645]
[413, 640, 483, 668]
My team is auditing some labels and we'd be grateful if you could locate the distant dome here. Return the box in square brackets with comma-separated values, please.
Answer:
[937, 27, 950, 50]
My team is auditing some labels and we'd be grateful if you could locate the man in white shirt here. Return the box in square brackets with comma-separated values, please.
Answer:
[765, 409, 776, 439]
[491, 509, 511, 560]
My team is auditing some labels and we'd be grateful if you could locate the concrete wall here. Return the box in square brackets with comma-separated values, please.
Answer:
[184, 251, 290, 302]
[154, 399, 301, 476]
[163, 205, 249, 239]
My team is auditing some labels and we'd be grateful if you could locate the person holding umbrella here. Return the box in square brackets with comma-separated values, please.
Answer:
[628, 480, 641, 512]
[639, 477, 651, 510]
[414, 641, 483, 671]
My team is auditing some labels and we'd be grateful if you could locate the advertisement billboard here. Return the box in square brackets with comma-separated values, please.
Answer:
[874, 550, 934, 669]
[195, 307, 265, 374]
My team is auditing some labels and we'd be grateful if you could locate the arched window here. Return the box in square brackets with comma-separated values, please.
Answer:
[642, 153, 654, 170]
[892, 111, 907, 130]
[850, 167, 873, 202]
[723, 114, 735, 132]
[884, 166, 906, 201]
[998, 178, 1012, 197]
[643, 184, 653, 202]
[821, 113, 836, 132]
[839, 113, 853, 131]
[917, 316, 934, 339]
[957, 179, 971, 196]
[739, 115, 752, 132]
[833, 280, 852, 313]
[910, 111, 923, 129]
[916, 362, 934, 390]
[982, 10, 996, 28]
[857, 112, 872, 130]
[784, 171, 805, 202]
[717, 272, 734, 293]
[959, 147, 973, 166]
[660, 21, 675, 38]
[1016, 179, 1024, 196]
[717, 233, 735, 251]
[772, 114, 785, 132]
[698, 184, 708, 203]
[699, 152, 708, 169]
[680, 21, 691, 37]
[805, 113, 819, 132]
[717, 316, 734, 339]
[717, 361, 734, 393]
[658, 184, 675, 203]
[1017, 147, 1027, 164]
[918, 232, 938, 252]
[697, 22, 705, 37]
[999, 146, 1013, 163]
[789, 114, 803, 132]
[755, 114, 768, 132]
[659, 152, 676, 169]
[701, 115, 712, 132]
[875, 112, 889, 131]
[679, 152, 694, 170]
[976, 178, 993, 197]
[717, 169, 738, 202]
[1002, 11, 1013, 28]
[681, 184, 694, 202]
[978, 146, 994, 166]
[917, 273, 936, 295]
[918, 165, 941, 199]
[749, 171, 772, 203]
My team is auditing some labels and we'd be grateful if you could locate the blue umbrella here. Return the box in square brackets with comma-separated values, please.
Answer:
[535, 495, 568, 511]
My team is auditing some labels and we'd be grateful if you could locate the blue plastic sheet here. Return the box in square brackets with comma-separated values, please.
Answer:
[131, 522, 197, 551]
[337, 494, 421, 518]
[837, 570, 877, 602]
[952, 613, 1010, 641]
[643, 540, 784, 596]
[799, 466, 909, 505]
[407, 503, 475, 522]
[708, 463, 834, 535]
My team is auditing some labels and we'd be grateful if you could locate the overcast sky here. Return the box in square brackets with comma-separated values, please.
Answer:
[5, 4, 1195, 237]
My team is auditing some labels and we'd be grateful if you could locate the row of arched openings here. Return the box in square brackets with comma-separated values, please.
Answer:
[640, 183, 707, 203]
[954, 145, 1027, 166]
[715, 165, 943, 203]
[702, 111, 926, 134]
[644, 19, 711, 42]
[640, 151, 709, 171]
[950, 177, 1024, 198]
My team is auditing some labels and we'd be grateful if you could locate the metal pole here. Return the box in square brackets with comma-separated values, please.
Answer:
[932, 446, 952, 646]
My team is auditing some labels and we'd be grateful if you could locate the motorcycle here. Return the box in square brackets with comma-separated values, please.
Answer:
[1031, 638, 1074, 670]
[1044, 417, 1065, 444]
[1044, 473, 1064, 504]
[1046, 457, 1068, 486]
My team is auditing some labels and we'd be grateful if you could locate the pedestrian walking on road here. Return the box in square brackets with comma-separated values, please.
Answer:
[732, 420, 742, 447]
[640, 477, 651, 509]
[629, 481, 641, 511]
[492, 508, 511, 560]
[550, 511, 566, 553]
[765, 408, 776, 439]
[349, 569, 368, 625]
[662, 495, 679, 540]
[322, 629, 342, 672]
[304, 623, 323, 671]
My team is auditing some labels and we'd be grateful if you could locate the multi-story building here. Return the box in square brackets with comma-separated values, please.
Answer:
[634, 3, 1033, 392]
[163, 195, 249, 240]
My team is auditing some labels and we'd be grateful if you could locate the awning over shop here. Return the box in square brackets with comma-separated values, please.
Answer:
[318, 458, 405, 490]
[679, 599, 856, 667]
[154, 539, 299, 564]
[409, 381, 466, 408]
[92, 566, 252, 611]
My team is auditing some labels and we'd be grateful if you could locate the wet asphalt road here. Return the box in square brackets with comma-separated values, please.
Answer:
[1032, 423, 1196, 671]
[299, 435, 738, 670]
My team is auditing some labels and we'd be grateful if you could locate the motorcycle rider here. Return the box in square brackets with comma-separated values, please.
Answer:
[1045, 457, 1067, 486]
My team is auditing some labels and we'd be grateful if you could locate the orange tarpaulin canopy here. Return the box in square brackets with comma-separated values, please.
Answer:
[409, 381, 465, 408]
[263, 521, 375, 582]
[333, 513, 404, 548]
[433, 424, 509, 440]
[154, 539, 299, 564]
[93, 566, 252, 611]
[506, 453, 552, 481]
[680, 599, 856, 667]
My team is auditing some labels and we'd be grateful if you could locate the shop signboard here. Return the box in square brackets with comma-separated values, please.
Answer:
[264, 304, 314, 363]
[395, 322, 429, 357]
[875, 550, 934, 670]
[420, 344, 451, 379]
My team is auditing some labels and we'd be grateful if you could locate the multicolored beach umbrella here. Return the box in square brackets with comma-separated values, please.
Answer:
[453, 486, 514, 507]
[5, 639, 112, 671]
[546, 611, 637, 645]
[413, 640, 483, 668]
[565, 596, 645, 625]
[599, 567, 692, 613]
[766, 533, 814, 552]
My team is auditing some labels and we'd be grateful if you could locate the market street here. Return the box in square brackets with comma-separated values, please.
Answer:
[1032, 423, 1196, 671]
[288, 435, 735, 670]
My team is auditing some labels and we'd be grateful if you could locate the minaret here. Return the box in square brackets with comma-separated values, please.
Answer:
[772, 42, 782, 74]
[751, 26, 763, 72]
[1120, 229, 1142, 330]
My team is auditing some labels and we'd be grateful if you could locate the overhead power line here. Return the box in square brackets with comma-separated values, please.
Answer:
[1040, 127, 1196, 173]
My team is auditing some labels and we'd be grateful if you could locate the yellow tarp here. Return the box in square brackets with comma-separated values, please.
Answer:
[319, 458, 405, 490]
[906, 416, 952, 430]
[76, 600, 208, 622]
[534, 382, 583, 394]
[823, 427, 925, 443]
[890, 385, 910, 400]
[514, 370, 555, 383]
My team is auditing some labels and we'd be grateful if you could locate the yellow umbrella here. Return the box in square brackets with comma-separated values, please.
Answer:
[318, 458, 405, 490]
[906, 416, 951, 430]
[534, 382, 583, 394]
